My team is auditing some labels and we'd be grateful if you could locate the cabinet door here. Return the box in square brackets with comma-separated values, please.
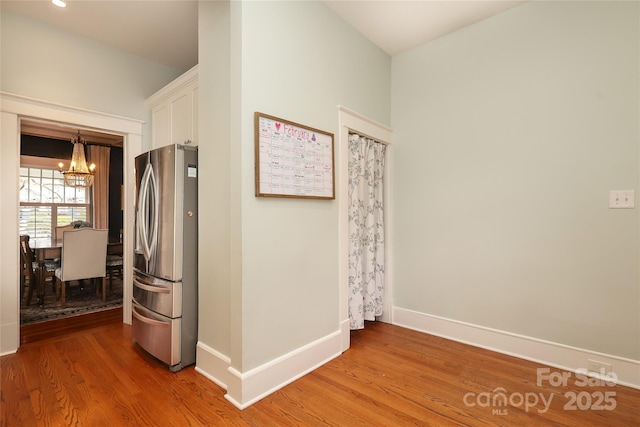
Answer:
[189, 84, 198, 146]
[169, 91, 191, 145]
[148, 69, 198, 148]
[151, 103, 170, 149]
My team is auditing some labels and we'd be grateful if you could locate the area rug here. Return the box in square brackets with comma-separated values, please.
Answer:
[21, 277, 123, 325]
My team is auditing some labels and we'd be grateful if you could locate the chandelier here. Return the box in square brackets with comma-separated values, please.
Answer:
[58, 131, 96, 188]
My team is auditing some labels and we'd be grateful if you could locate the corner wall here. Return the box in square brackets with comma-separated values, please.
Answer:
[391, 0, 639, 376]
[238, 0, 390, 371]
[195, 0, 391, 407]
[0, 8, 182, 354]
[194, 0, 235, 390]
[0, 9, 184, 150]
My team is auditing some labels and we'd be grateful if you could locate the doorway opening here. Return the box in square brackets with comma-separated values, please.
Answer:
[18, 119, 125, 340]
[337, 106, 392, 352]
[347, 132, 387, 330]
[1, 93, 142, 354]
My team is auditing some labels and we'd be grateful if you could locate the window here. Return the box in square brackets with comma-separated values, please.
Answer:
[19, 166, 91, 247]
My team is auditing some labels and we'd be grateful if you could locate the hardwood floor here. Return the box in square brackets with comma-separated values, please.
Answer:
[2, 320, 639, 426]
[20, 307, 123, 345]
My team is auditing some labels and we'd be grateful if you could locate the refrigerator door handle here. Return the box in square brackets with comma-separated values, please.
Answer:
[137, 163, 159, 268]
[133, 277, 171, 294]
[132, 304, 170, 327]
[137, 163, 151, 260]
[148, 165, 159, 265]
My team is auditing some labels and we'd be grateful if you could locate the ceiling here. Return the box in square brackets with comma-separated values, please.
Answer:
[0, 0, 199, 71]
[1, 0, 527, 70]
[2, 0, 527, 143]
[324, 0, 526, 56]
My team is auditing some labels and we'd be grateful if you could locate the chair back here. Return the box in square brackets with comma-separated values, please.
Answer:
[54, 224, 75, 246]
[19, 235, 35, 282]
[59, 228, 108, 282]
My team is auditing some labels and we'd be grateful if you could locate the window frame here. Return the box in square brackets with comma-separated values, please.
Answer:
[19, 156, 92, 245]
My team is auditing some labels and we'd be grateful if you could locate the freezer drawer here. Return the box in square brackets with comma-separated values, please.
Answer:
[133, 271, 182, 318]
[132, 301, 181, 367]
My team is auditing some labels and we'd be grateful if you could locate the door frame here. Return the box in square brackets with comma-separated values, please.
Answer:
[337, 105, 393, 352]
[0, 92, 143, 355]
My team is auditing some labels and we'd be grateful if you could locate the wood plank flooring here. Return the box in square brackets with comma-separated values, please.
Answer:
[20, 308, 123, 345]
[2, 320, 639, 426]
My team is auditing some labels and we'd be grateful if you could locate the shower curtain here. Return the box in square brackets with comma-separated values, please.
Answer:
[348, 133, 386, 330]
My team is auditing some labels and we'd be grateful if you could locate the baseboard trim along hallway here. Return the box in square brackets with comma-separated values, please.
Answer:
[393, 307, 640, 390]
[196, 329, 343, 409]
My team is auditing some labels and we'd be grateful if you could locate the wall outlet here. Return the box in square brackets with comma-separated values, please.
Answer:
[587, 359, 612, 374]
[609, 190, 635, 209]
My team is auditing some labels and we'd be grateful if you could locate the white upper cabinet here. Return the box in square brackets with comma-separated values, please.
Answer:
[148, 65, 199, 148]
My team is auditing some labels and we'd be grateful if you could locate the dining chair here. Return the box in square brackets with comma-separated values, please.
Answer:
[20, 235, 59, 306]
[54, 228, 109, 308]
[19, 235, 36, 305]
[106, 242, 123, 294]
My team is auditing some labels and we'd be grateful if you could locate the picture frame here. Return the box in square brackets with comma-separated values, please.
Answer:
[254, 112, 335, 199]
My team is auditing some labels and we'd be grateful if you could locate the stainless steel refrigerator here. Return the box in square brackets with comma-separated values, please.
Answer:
[132, 144, 198, 372]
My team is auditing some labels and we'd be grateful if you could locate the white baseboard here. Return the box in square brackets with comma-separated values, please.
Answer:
[0, 321, 19, 356]
[224, 329, 343, 409]
[195, 341, 232, 391]
[340, 318, 350, 352]
[393, 307, 640, 390]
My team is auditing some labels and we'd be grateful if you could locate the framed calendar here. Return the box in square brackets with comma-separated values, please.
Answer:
[254, 112, 335, 199]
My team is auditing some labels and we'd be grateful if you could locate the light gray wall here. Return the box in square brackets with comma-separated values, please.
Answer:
[234, 0, 390, 371]
[391, 0, 639, 359]
[0, 9, 185, 148]
[197, 0, 233, 356]
[0, 8, 191, 352]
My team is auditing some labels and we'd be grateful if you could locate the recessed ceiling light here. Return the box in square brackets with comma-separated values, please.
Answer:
[52, 0, 66, 8]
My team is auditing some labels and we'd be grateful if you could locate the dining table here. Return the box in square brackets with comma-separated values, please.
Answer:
[30, 239, 123, 306]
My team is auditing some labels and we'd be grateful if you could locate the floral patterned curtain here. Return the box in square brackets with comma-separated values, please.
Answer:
[348, 133, 386, 330]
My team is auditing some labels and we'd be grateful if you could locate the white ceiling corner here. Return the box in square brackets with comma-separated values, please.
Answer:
[1, 0, 527, 70]
[1, 0, 199, 71]
[323, 0, 527, 56]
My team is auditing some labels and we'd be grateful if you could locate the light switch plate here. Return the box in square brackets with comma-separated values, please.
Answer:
[609, 190, 635, 209]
